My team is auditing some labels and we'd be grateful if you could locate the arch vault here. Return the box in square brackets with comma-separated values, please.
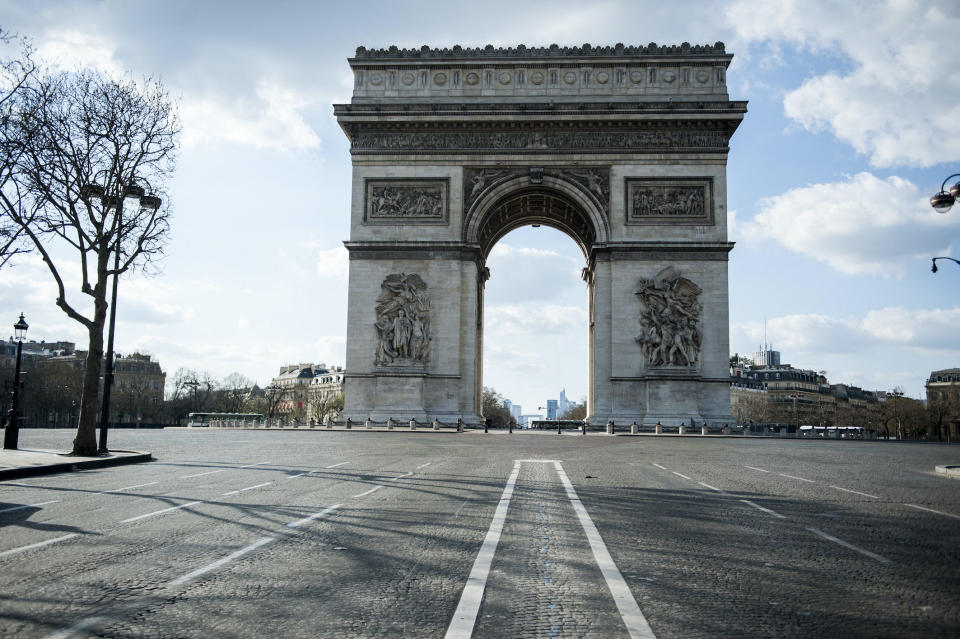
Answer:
[335, 43, 746, 426]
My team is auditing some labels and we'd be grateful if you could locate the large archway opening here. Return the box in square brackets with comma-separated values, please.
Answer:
[482, 224, 588, 425]
[468, 180, 605, 425]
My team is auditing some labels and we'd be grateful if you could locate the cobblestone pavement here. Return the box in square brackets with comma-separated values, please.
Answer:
[0, 429, 958, 638]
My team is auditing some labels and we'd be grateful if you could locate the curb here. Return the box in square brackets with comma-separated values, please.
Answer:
[935, 465, 960, 478]
[0, 452, 154, 481]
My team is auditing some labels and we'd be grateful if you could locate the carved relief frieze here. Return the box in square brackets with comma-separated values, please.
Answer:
[374, 273, 431, 368]
[352, 128, 730, 154]
[635, 266, 702, 369]
[364, 179, 449, 225]
[625, 177, 713, 226]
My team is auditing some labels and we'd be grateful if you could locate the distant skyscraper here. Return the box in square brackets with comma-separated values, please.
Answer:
[558, 389, 573, 415]
[546, 399, 558, 420]
[510, 404, 522, 420]
[754, 349, 781, 367]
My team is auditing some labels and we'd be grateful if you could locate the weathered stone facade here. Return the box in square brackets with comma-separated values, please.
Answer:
[335, 43, 745, 425]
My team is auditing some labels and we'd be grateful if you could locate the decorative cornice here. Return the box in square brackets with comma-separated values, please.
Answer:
[353, 42, 728, 60]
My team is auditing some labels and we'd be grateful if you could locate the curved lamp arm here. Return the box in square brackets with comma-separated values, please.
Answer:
[931, 257, 960, 273]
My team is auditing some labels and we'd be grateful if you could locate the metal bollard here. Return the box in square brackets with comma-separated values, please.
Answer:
[606, 420, 614, 435]
[410, 418, 416, 430]
[346, 418, 352, 430]
[557, 420, 562, 435]
[631, 421, 638, 434]
[365, 418, 373, 429]
[387, 418, 394, 430]
[655, 421, 663, 435]
[433, 419, 440, 431]
[679, 424, 686, 435]
[701, 424, 709, 436]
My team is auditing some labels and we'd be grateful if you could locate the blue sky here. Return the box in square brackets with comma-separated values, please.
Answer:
[0, 0, 957, 414]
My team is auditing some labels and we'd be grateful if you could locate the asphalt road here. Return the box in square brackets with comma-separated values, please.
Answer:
[1, 429, 958, 638]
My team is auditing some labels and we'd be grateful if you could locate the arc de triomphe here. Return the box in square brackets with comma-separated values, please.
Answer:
[334, 43, 746, 426]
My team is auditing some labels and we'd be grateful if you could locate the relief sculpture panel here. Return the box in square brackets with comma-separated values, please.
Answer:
[626, 177, 714, 225]
[635, 266, 703, 368]
[364, 179, 449, 224]
[374, 273, 431, 367]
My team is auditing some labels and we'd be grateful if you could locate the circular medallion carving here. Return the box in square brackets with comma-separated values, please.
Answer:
[563, 71, 577, 84]
[402, 72, 415, 86]
[662, 71, 677, 83]
[465, 72, 480, 86]
[433, 72, 448, 86]
[596, 71, 610, 84]
[369, 73, 384, 86]
[696, 70, 710, 83]
[630, 70, 644, 84]
[530, 71, 544, 85]
[498, 71, 512, 85]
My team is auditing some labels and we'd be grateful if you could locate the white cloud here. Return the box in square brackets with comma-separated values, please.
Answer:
[314, 245, 349, 280]
[726, 0, 960, 167]
[733, 306, 960, 392]
[739, 172, 956, 276]
[486, 303, 587, 336]
[36, 28, 123, 76]
[181, 82, 321, 152]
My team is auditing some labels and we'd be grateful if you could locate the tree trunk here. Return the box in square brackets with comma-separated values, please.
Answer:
[72, 312, 106, 455]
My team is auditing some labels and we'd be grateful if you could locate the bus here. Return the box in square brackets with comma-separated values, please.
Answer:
[187, 413, 265, 428]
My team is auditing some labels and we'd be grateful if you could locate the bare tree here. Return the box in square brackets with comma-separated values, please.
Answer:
[0, 29, 37, 268]
[1, 69, 179, 454]
[216, 372, 254, 414]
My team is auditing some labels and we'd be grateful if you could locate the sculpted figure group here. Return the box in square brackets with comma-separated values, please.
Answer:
[635, 266, 703, 367]
[374, 273, 431, 366]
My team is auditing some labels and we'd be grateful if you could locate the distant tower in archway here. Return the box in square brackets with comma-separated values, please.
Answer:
[334, 43, 747, 426]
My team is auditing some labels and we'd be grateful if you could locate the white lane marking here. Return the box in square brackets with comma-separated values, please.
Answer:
[415, 462, 432, 469]
[652, 463, 668, 470]
[43, 615, 106, 639]
[829, 486, 879, 499]
[325, 461, 349, 469]
[744, 465, 770, 473]
[285, 472, 310, 481]
[121, 501, 202, 523]
[905, 503, 960, 520]
[779, 473, 815, 483]
[103, 482, 159, 493]
[0, 533, 78, 559]
[181, 469, 225, 479]
[240, 461, 270, 468]
[353, 485, 383, 498]
[0, 500, 59, 513]
[806, 527, 892, 564]
[287, 504, 341, 529]
[555, 461, 656, 639]
[390, 472, 414, 481]
[672, 471, 692, 480]
[167, 536, 276, 587]
[740, 499, 787, 519]
[445, 463, 521, 639]
[698, 482, 726, 494]
[515, 459, 561, 463]
[222, 482, 272, 496]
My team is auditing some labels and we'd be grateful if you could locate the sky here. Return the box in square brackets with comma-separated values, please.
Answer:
[0, 0, 958, 415]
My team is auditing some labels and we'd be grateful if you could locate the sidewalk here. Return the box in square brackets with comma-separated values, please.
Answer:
[0, 447, 153, 481]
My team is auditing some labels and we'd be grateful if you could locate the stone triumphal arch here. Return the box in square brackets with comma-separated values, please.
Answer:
[334, 43, 746, 426]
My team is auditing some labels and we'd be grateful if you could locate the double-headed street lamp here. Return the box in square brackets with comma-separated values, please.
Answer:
[81, 183, 161, 455]
[930, 174, 960, 275]
[3, 313, 29, 450]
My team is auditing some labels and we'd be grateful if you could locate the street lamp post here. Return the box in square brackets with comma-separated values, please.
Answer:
[84, 183, 161, 455]
[930, 174, 960, 276]
[4, 313, 29, 450]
